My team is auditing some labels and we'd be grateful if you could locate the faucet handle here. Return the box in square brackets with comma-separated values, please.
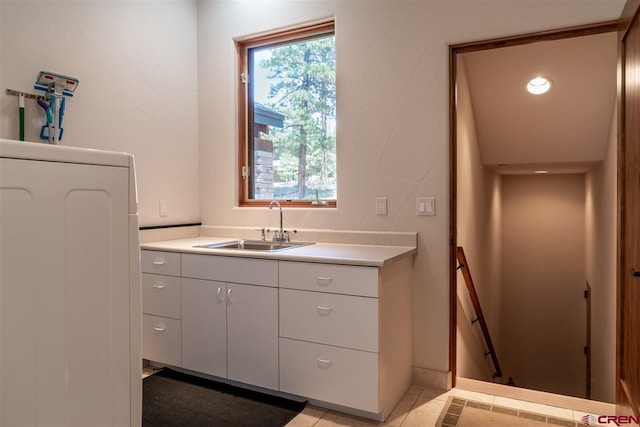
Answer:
[282, 229, 297, 242]
[270, 229, 287, 242]
[254, 227, 266, 241]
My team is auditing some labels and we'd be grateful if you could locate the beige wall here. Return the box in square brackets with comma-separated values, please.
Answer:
[196, 0, 622, 374]
[455, 56, 503, 382]
[0, 0, 624, 377]
[0, 0, 200, 227]
[501, 174, 586, 398]
[585, 106, 617, 403]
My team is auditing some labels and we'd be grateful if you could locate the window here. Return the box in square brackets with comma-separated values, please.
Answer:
[237, 21, 336, 207]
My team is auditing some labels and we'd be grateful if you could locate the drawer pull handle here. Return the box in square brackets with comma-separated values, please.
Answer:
[317, 306, 334, 316]
[153, 326, 166, 333]
[317, 358, 333, 368]
[152, 261, 166, 266]
[217, 287, 224, 303]
[152, 284, 166, 290]
[317, 277, 333, 286]
[227, 288, 233, 304]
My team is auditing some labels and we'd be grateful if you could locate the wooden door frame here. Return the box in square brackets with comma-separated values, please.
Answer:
[617, 0, 640, 416]
[448, 21, 619, 387]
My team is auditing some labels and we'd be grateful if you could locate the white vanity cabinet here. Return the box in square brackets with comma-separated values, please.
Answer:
[278, 258, 413, 420]
[181, 254, 279, 390]
[141, 250, 182, 367]
[139, 240, 414, 422]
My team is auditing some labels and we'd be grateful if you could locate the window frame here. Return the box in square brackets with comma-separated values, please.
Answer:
[236, 20, 337, 208]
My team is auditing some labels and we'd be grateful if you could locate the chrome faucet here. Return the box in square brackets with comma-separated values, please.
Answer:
[269, 200, 286, 242]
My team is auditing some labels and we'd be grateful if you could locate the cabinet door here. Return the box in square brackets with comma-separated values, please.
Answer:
[182, 278, 227, 378]
[227, 283, 279, 390]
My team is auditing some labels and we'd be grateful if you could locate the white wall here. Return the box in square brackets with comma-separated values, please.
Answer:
[501, 174, 586, 398]
[585, 105, 617, 403]
[0, 0, 200, 227]
[455, 56, 503, 382]
[0, 0, 623, 378]
[197, 0, 623, 374]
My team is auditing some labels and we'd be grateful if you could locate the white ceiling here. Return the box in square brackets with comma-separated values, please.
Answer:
[461, 31, 618, 174]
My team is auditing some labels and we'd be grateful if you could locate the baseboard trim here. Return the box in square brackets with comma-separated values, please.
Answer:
[455, 376, 615, 415]
[305, 398, 384, 422]
[412, 367, 452, 391]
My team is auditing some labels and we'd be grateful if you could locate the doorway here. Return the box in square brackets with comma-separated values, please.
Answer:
[449, 21, 618, 402]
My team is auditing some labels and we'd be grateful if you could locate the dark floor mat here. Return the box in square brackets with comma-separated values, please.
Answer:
[143, 368, 305, 427]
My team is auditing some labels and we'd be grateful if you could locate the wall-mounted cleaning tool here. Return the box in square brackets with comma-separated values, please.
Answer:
[5, 89, 46, 141]
[57, 97, 65, 140]
[34, 71, 79, 96]
[18, 93, 25, 141]
[34, 71, 79, 144]
[36, 97, 66, 141]
[37, 98, 53, 141]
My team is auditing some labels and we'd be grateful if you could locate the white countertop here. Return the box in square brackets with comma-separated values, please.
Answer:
[140, 237, 417, 267]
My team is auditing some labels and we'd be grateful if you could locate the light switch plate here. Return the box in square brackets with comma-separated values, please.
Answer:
[416, 197, 435, 216]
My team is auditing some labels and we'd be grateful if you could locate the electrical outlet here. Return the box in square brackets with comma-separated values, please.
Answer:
[376, 197, 387, 216]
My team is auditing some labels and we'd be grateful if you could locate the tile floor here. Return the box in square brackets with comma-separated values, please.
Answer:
[143, 365, 600, 427]
[285, 385, 600, 427]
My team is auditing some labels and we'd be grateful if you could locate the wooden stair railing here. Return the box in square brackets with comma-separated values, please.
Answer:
[456, 246, 502, 379]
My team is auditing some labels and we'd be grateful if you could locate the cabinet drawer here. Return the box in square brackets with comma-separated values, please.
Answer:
[182, 254, 278, 287]
[279, 261, 378, 297]
[142, 273, 181, 319]
[142, 314, 181, 367]
[279, 289, 378, 352]
[141, 250, 181, 276]
[279, 338, 378, 413]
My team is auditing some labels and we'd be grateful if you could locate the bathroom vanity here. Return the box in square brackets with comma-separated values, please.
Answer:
[140, 237, 416, 421]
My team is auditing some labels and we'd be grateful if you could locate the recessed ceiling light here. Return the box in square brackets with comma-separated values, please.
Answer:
[534, 170, 549, 174]
[527, 77, 552, 95]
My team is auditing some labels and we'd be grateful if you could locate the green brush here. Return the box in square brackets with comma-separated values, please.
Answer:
[19, 93, 25, 141]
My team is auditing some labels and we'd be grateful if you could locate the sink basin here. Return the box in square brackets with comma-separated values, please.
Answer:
[194, 240, 314, 252]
